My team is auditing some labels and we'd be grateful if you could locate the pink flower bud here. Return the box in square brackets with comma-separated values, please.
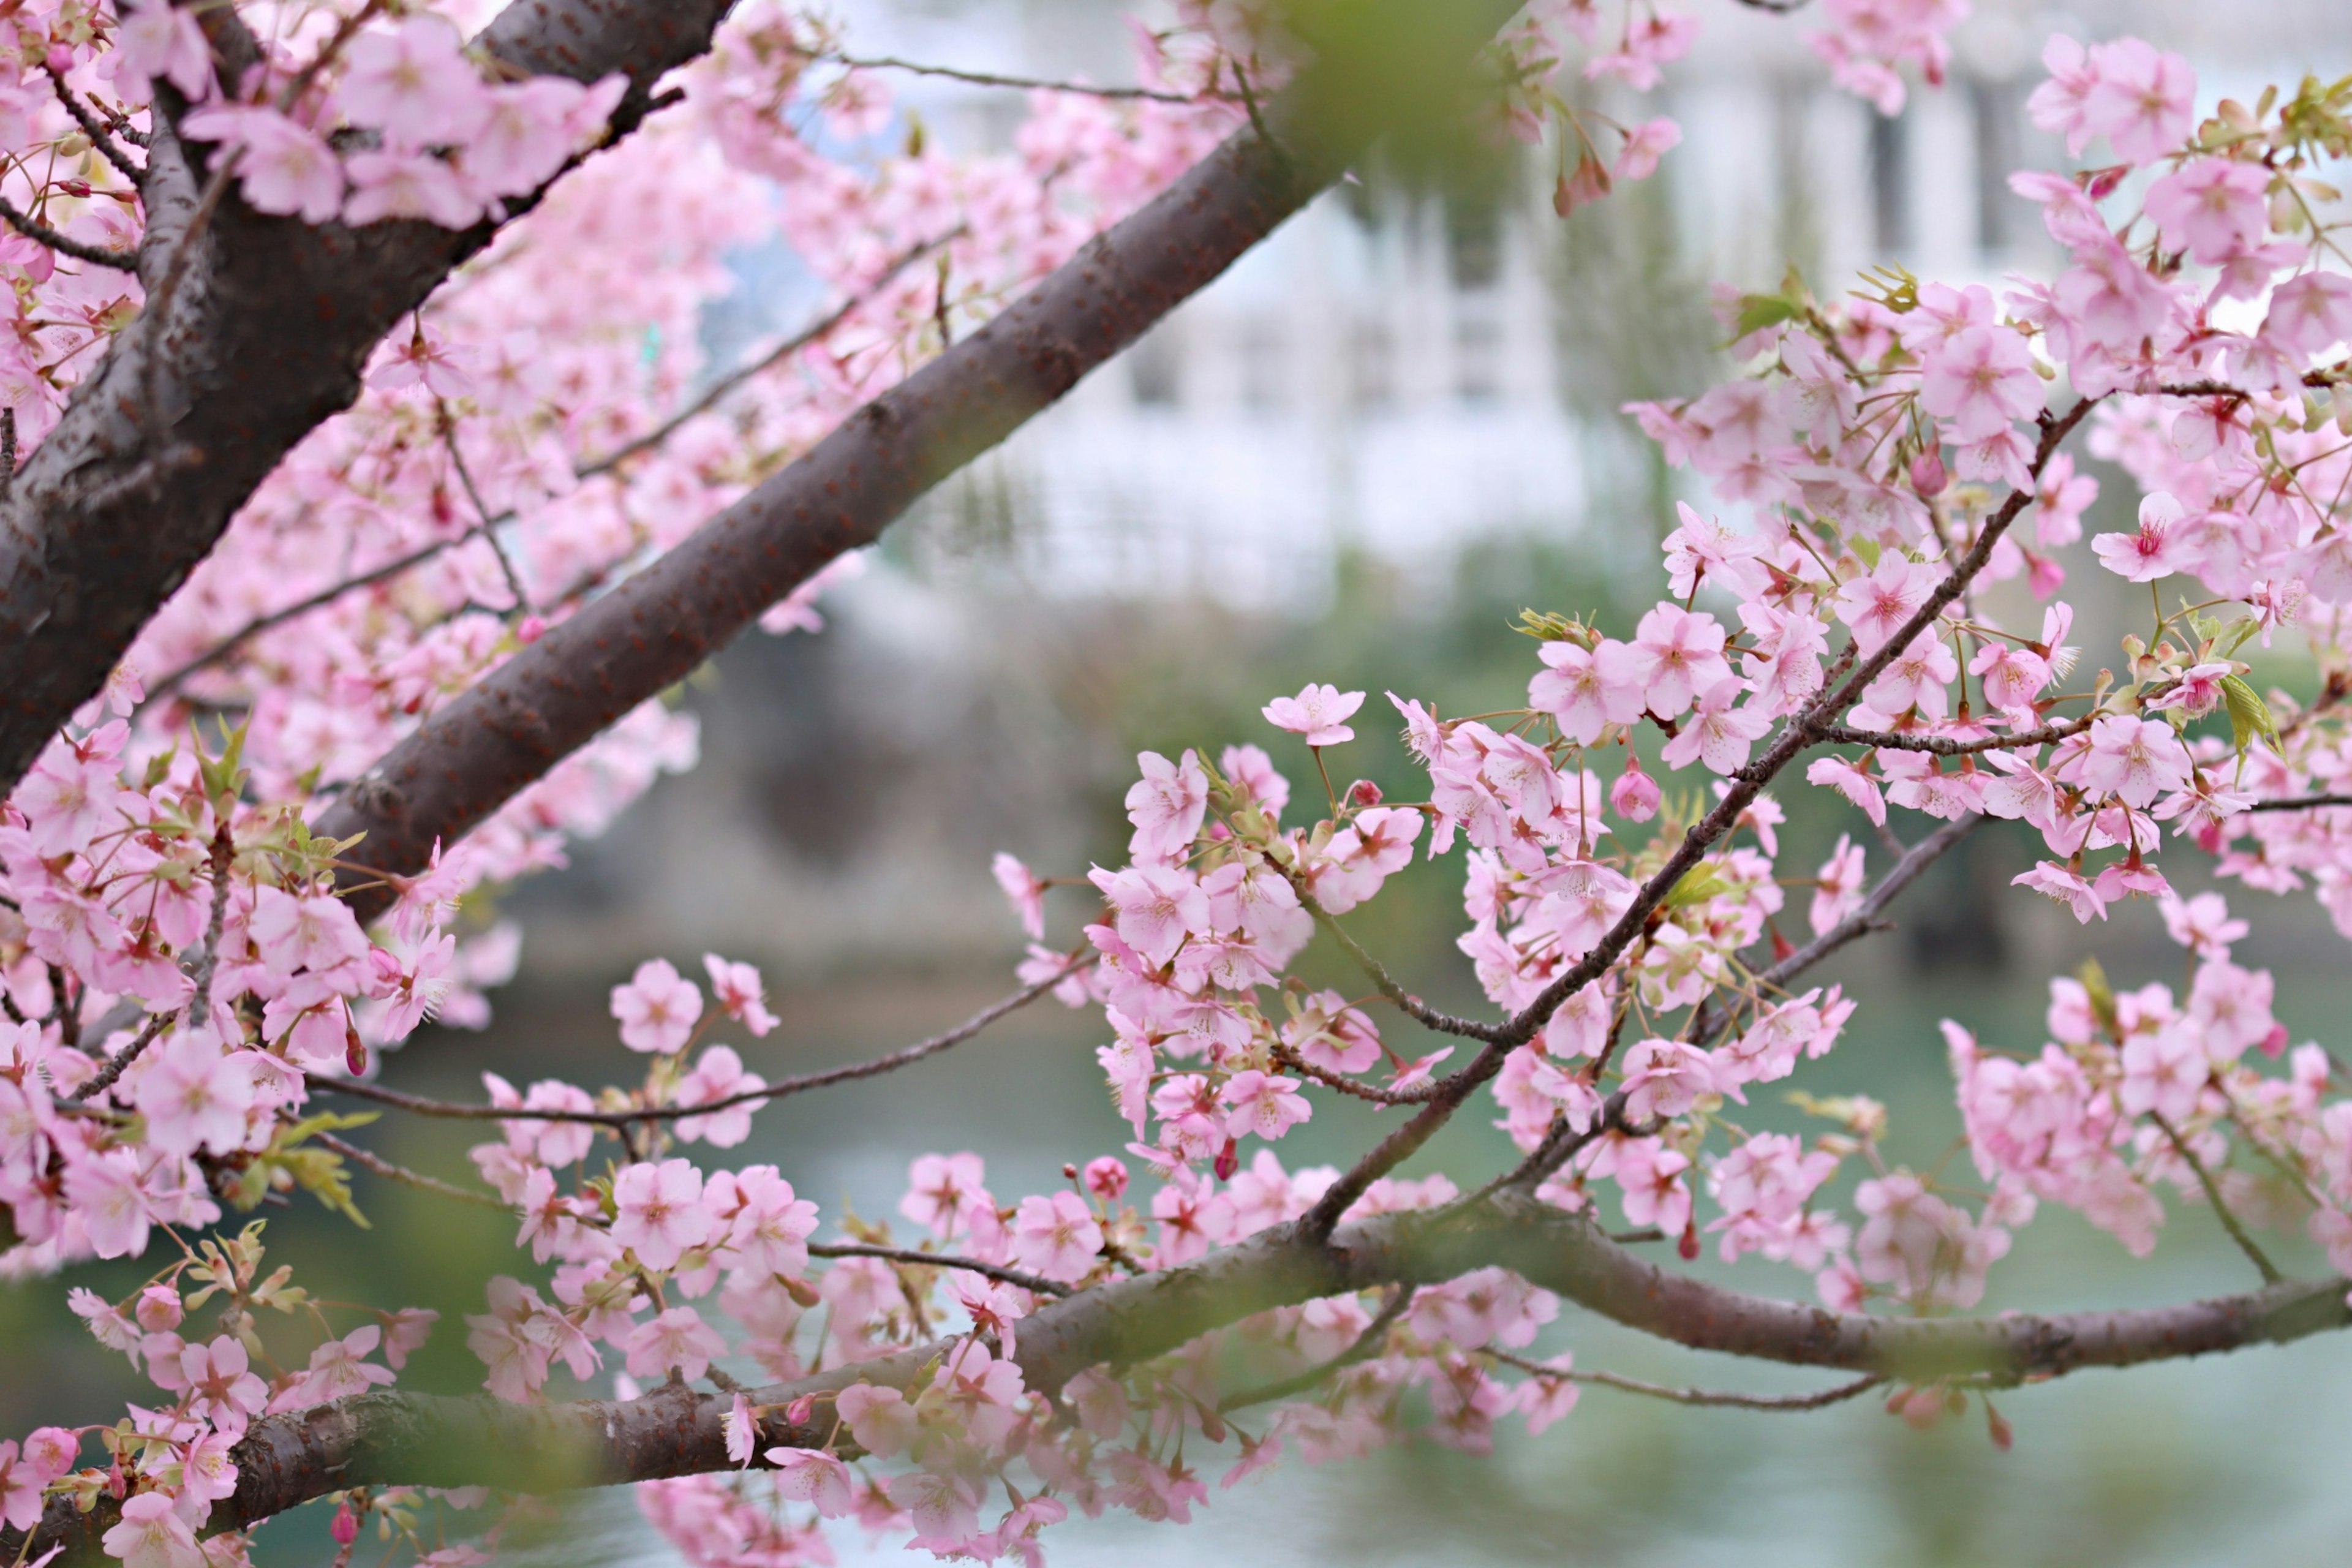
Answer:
[331, 1503, 359, 1547]
[1348, 778, 1382, 807]
[135, 1284, 183, 1332]
[1899, 1387, 1945, 1431]
[1909, 448, 1948, 497]
[345, 1029, 369, 1077]
[1082, 1156, 1128, 1202]
[785, 1395, 816, 1427]
[1214, 1137, 1239, 1183]
[2259, 1022, 2290, 1058]
[517, 614, 547, 643]
[1610, 755, 1659, 823]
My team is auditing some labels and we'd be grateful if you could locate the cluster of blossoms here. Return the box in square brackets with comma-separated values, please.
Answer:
[8, 7, 2352, 1568]
[1493, 0, 1967, 209]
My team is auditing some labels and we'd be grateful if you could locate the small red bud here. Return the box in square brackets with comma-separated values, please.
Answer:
[1677, 1219, 1700, 1261]
[1214, 1137, 1239, 1182]
[1061, 1162, 1079, 1181]
[1901, 1387, 1945, 1431]
[1986, 1401, 2013, 1452]
[331, 1503, 359, 1547]
[60, 179, 90, 198]
[516, 613, 547, 643]
[345, 1029, 369, 1077]
[785, 1395, 815, 1427]
[1348, 778, 1382, 807]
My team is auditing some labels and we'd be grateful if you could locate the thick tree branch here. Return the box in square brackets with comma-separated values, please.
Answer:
[15, 1193, 2342, 1566]
[312, 0, 1532, 918]
[0, 0, 738, 797]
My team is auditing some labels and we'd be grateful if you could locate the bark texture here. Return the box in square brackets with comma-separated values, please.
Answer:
[0, 0, 734, 795]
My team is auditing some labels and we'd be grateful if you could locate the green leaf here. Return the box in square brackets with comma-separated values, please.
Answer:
[1732, 292, 1799, 340]
[2220, 674, 2280, 762]
[1662, 862, 1729, 910]
[1848, 537, 1882, 570]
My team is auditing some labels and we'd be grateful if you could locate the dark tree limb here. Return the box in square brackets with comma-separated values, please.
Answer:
[312, 0, 1532, 917]
[0, 0, 738, 797]
[12, 1194, 2343, 1566]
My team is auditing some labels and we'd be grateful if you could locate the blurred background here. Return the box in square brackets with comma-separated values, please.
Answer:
[14, 1, 2352, 1563]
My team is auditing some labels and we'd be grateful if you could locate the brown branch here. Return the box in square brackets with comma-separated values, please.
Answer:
[1489, 1350, 1884, 1411]
[2149, 1111, 2281, 1284]
[310, 0, 1537, 919]
[1687, 812, 1983, 1047]
[62, 1011, 172, 1104]
[1819, 714, 2095, 756]
[0, 0, 738, 800]
[0, 195, 135, 268]
[42, 64, 141, 181]
[312, 1129, 509, 1212]
[144, 531, 492, 703]
[805, 1241, 1071, 1297]
[305, 959, 1087, 1125]
[1295, 399, 2100, 1238]
[816, 50, 1227, 105]
[2244, 793, 2352, 812]
[573, 231, 959, 482]
[1218, 1284, 1411, 1412]
[15, 1194, 2342, 1567]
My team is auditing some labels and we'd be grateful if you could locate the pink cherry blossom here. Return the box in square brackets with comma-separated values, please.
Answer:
[611, 959, 703, 1054]
[609, 1158, 713, 1270]
[2144, 158, 2269, 265]
[1262, 684, 1365, 746]
[700, 954, 778, 1036]
[1011, 1190, 1102, 1283]
[337, 17, 494, 148]
[1833, 555, 1938, 655]
[1126, 748, 1208, 863]
[1221, 1070, 1311, 1140]
[1624, 604, 1732, 719]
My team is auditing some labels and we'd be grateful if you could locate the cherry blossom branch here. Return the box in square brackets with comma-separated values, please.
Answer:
[0, 0, 739, 799]
[0, 194, 135, 268]
[573, 230, 963, 482]
[311, 0, 1536, 918]
[2148, 1111, 2281, 1284]
[1216, 1284, 1412, 1412]
[1487, 1349, 1885, 1411]
[1298, 399, 2100, 1237]
[815, 51, 1228, 105]
[312, 1129, 510, 1213]
[41, 63, 141, 181]
[145, 524, 521, 704]
[2244, 793, 2352, 812]
[1687, 813, 1983, 1047]
[64, 1012, 173, 1104]
[306, 959, 1090, 1126]
[19, 1193, 2343, 1568]
[803, 1242, 1072, 1297]
[1817, 714, 2096, 756]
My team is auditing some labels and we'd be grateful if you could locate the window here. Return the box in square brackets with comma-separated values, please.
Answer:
[1869, 108, 1911, 254]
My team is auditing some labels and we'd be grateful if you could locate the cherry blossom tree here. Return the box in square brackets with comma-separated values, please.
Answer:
[2, 0, 2352, 1564]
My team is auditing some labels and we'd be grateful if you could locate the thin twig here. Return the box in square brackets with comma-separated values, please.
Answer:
[64, 1011, 173, 1104]
[437, 404, 530, 611]
[306, 959, 1091, 1126]
[43, 64, 141, 180]
[1218, 1286, 1411, 1412]
[814, 50, 1222, 105]
[573, 232, 959, 482]
[2149, 1110, 2281, 1284]
[2244, 793, 2352, 812]
[1819, 714, 2095, 756]
[0, 195, 135, 268]
[311, 1129, 509, 1212]
[1687, 813, 1983, 1047]
[806, 1242, 1070, 1297]
[1490, 1350, 1884, 1411]
[145, 531, 499, 701]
